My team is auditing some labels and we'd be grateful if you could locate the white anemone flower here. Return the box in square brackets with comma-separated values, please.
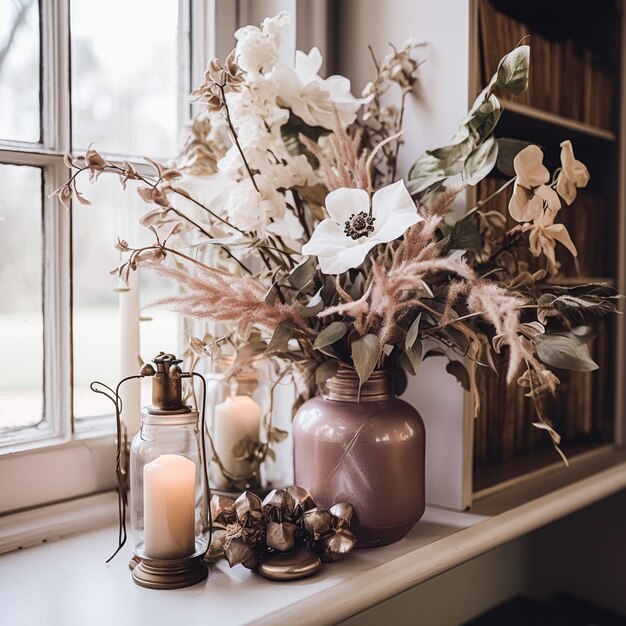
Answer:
[301, 180, 422, 275]
[271, 47, 368, 129]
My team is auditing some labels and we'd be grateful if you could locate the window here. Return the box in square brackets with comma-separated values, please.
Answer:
[0, 0, 221, 515]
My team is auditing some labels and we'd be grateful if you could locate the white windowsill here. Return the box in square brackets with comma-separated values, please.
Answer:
[1, 451, 626, 626]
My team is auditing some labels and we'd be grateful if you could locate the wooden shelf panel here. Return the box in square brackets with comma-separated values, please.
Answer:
[501, 100, 616, 142]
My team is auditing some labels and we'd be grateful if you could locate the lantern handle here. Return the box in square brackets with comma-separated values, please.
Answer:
[191, 371, 213, 557]
[91, 374, 147, 563]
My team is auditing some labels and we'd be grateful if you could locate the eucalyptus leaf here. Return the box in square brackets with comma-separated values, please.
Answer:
[446, 360, 471, 391]
[463, 136, 498, 185]
[534, 334, 599, 372]
[405, 314, 422, 351]
[315, 359, 339, 386]
[406, 340, 423, 374]
[351, 334, 380, 384]
[314, 321, 348, 350]
[447, 216, 483, 252]
[299, 288, 325, 318]
[496, 45, 530, 94]
[265, 321, 295, 355]
[288, 257, 317, 291]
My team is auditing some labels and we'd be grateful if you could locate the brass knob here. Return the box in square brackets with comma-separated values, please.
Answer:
[140, 363, 156, 377]
[169, 364, 183, 380]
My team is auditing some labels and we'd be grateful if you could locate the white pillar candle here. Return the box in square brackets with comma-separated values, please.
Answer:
[143, 454, 196, 559]
[119, 271, 141, 435]
[212, 395, 261, 488]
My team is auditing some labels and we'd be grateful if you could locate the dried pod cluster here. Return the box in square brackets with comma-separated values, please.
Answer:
[207, 486, 357, 571]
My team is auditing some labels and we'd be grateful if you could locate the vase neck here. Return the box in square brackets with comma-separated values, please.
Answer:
[323, 366, 392, 402]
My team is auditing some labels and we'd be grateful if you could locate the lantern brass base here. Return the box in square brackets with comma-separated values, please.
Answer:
[129, 552, 208, 590]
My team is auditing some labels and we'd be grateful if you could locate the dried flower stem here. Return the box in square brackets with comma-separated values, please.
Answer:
[219, 84, 260, 194]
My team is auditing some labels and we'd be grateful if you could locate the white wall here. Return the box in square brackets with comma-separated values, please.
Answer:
[334, 0, 472, 509]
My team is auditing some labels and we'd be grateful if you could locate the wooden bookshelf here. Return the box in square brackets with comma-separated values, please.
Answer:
[468, 0, 626, 496]
[501, 100, 616, 142]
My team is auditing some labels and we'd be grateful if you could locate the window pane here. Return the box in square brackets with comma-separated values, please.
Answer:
[0, 165, 43, 430]
[73, 175, 179, 420]
[0, 0, 41, 142]
[71, 0, 181, 158]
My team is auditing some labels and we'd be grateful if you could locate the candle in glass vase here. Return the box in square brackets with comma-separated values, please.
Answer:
[143, 454, 196, 559]
[212, 395, 261, 488]
[119, 270, 140, 435]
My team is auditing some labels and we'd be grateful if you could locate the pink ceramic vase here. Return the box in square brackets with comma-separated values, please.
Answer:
[293, 366, 425, 547]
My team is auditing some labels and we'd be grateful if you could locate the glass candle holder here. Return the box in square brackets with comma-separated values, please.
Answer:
[205, 357, 275, 494]
[128, 354, 210, 589]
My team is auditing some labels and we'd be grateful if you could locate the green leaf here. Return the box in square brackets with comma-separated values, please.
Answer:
[464, 94, 501, 140]
[496, 45, 530, 94]
[315, 359, 339, 386]
[298, 289, 325, 318]
[446, 360, 471, 391]
[447, 217, 482, 252]
[426, 137, 474, 165]
[463, 136, 498, 185]
[496, 138, 532, 177]
[397, 340, 423, 376]
[351, 334, 380, 384]
[534, 334, 599, 372]
[265, 320, 295, 354]
[288, 257, 317, 291]
[314, 321, 348, 350]
[405, 314, 422, 351]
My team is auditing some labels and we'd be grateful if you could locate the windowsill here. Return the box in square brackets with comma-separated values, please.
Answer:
[1, 450, 626, 626]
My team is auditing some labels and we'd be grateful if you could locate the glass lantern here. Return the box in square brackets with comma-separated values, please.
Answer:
[205, 356, 274, 494]
[129, 353, 210, 589]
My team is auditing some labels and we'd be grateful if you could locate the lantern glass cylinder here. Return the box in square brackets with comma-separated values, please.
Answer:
[130, 408, 209, 564]
[205, 357, 272, 493]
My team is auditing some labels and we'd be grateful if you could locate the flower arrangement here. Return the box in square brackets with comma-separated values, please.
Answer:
[57, 12, 619, 460]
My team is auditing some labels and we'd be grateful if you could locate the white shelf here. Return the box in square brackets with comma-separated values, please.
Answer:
[1, 451, 625, 626]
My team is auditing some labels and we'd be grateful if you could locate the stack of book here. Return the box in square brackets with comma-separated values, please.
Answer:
[473, 323, 612, 471]
[472, 177, 614, 473]
[478, 0, 614, 129]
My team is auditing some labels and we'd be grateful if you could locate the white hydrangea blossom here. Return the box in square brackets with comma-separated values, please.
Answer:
[234, 11, 290, 74]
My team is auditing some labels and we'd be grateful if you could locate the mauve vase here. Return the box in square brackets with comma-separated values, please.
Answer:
[293, 366, 425, 547]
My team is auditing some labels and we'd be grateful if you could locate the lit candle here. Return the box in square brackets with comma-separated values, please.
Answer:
[143, 454, 196, 559]
[119, 271, 141, 435]
[212, 395, 261, 488]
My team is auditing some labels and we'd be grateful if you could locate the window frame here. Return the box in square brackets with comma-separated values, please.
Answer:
[0, 0, 308, 521]
[0, 0, 220, 515]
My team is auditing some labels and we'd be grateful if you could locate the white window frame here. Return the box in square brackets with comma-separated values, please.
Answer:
[0, 0, 325, 532]
[0, 0, 232, 516]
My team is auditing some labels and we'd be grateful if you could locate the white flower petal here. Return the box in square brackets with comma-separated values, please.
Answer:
[301, 219, 348, 257]
[556, 171, 577, 205]
[371, 180, 421, 242]
[534, 186, 561, 224]
[324, 187, 370, 225]
[317, 238, 379, 275]
[513, 145, 550, 188]
[545, 223, 578, 257]
[295, 48, 324, 83]
[560, 140, 590, 187]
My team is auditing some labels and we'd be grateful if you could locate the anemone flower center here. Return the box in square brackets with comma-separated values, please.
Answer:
[344, 211, 375, 240]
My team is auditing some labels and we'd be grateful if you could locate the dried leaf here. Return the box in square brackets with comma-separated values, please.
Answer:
[446, 360, 471, 391]
[314, 322, 348, 350]
[534, 334, 599, 372]
[351, 334, 380, 384]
